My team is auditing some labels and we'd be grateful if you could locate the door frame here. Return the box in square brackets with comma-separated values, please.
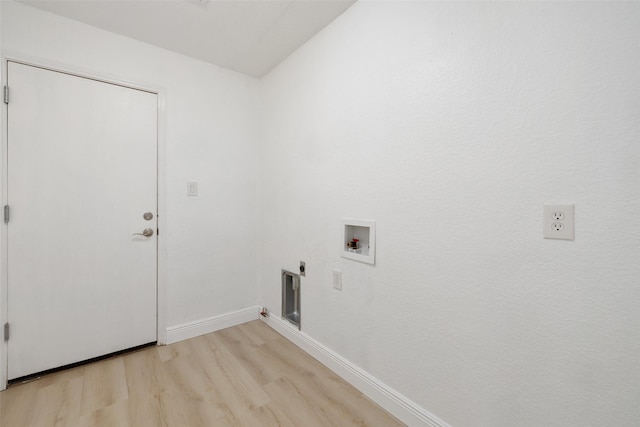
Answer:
[0, 53, 168, 390]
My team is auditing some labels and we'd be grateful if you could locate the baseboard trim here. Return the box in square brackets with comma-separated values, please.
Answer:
[165, 306, 260, 344]
[261, 315, 449, 427]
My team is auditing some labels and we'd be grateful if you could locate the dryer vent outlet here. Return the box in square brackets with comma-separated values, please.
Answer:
[282, 270, 301, 330]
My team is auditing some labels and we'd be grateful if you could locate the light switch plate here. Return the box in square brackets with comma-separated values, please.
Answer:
[544, 204, 574, 240]
[332, 270, 342, 290]
[187, 181, 198, 196]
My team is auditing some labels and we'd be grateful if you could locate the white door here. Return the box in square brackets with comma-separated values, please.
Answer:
[6, 62, 158, 380]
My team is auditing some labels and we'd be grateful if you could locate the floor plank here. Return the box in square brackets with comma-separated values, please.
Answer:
[0, 320, 404, 426]
[79, 357, 128, 416]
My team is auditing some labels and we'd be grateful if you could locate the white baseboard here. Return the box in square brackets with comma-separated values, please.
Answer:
[261, 315, 449, 427]
[165, 306, 260, 344]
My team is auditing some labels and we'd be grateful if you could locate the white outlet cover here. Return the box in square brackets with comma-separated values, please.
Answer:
[544, 204, 574, 240]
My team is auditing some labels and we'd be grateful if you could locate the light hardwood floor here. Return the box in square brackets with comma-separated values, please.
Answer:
[0, 320, 404, 426]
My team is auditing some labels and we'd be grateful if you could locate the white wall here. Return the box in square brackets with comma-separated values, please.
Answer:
[2, 1, 639, 425]
[259, 2, 640, 426]
[0, 1, 260, 329]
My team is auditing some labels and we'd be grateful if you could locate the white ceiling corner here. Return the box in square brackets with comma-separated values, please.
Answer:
[18, 0, 357, 78]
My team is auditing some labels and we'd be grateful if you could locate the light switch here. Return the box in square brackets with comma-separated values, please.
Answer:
[187, 181, 198, 196]
[332, 270, 342, 290]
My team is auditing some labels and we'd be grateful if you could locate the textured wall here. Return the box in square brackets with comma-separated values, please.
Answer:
[259, 2, 640, 426]
[1, 1, 260, 328]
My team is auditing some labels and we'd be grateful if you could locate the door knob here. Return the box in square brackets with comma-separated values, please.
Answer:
[143, 212, 154, 220]
[132, 228, 154, 237]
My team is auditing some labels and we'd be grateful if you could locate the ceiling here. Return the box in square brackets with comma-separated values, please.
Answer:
[19, 0, 357, 78]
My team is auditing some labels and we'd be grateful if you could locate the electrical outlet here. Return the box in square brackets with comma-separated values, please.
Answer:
[544, 204, 574, 240]
[332, 270, 342, 290]
[299, 261, 306, 277]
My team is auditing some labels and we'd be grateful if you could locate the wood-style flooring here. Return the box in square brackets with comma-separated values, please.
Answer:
[0, 320, 404, 426]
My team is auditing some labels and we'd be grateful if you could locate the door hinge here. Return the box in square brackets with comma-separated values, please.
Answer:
[4, 205, 9, 223]
[3, 323, 8, 342]
[3, 86, 8, 104]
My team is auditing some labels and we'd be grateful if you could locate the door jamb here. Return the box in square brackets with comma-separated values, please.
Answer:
[0, 52, 168, 390]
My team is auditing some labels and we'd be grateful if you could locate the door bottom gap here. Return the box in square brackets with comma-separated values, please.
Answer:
[7, 341, 156, 386]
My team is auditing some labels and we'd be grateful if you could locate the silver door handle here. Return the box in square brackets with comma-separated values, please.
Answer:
[132, 228, 154, 237]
